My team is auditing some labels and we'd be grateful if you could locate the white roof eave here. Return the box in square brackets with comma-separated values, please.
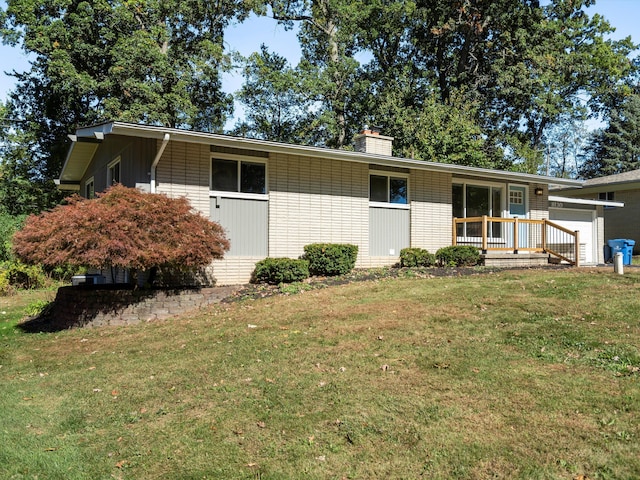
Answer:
[549, 195, 624, 208]
[65, 121, 584, 188]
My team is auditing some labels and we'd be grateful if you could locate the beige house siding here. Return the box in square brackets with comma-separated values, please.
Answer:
[211, 257, 264, 286]
[410, 170, 453, 252]
[529, 185, 548, 220]
[268, 152, 370, 261]
[156, 140, 210, 216]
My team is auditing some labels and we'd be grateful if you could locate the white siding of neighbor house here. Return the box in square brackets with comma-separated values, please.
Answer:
[156, 140, 210, 216]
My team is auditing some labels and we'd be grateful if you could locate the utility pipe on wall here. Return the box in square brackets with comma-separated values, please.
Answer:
[150, 133, 171, 193]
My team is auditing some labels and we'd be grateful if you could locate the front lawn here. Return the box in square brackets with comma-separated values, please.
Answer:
[1, 268, 639, 479]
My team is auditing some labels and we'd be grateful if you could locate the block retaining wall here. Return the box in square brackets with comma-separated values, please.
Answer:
[34, 285, 239, 330]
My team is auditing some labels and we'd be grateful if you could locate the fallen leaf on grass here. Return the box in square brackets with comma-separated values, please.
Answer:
[256, 421, 266, 429]
[381, 364, 389, 371]
[115, 460, 128, 469]
[433, 363, 450, 369]
[44, 447, 57, 452]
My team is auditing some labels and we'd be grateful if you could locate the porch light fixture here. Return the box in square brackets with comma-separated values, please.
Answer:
[534, 187, 544, 196]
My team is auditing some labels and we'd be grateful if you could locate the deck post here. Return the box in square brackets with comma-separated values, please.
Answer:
[513, 218, 519, 253]
[541, 219, 547, 252]
[482, 215, 488, 252]
[452, 218, 457, 246]
[574, 230, 580, 267]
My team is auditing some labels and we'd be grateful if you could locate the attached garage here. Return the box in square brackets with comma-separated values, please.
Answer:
[548, 195, 624, 265]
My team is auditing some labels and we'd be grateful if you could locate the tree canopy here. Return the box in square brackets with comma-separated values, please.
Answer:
[12, 185, 230, 272]
[1, 0, 638, 214]
[0, 0, 256, 214]
[579, 93, 640, 178]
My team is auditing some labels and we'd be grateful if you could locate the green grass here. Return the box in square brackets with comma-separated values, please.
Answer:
[1, 268, 639, 479]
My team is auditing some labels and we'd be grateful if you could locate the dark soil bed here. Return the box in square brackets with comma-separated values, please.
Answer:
[223, 264, 572, 303]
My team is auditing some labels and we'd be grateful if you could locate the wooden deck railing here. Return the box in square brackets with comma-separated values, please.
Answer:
[452, 216, 580, 266]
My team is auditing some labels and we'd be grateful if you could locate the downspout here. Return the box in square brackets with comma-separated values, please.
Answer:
[150, 133, 171, 193]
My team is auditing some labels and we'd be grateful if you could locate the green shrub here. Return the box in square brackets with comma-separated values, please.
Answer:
[303, 243, 358, 276]
[253, 258, 310, 284]
[0, 213, 26, 262]
[0, 261, 49, 290]
[399, 248, 437, 267]
[435, 245, 481, 267]
[0, 271, 12, 296]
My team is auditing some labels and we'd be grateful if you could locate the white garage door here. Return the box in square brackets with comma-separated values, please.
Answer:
[549, 208, 596, 265]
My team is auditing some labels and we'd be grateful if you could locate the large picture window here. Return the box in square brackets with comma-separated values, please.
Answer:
[211, 158, 266, 194]
[370, 174, 408, 204]
[453, 182, 503, 237]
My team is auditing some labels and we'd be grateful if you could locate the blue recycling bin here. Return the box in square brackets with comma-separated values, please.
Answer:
[607, 239, 635, 265]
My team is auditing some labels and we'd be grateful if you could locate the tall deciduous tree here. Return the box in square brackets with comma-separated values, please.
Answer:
[232, 45, 314, 143]
[0, 0, 254, 214]
[267, 0, 369, 148]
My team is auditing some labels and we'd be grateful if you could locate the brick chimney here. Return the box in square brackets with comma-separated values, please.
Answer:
[354, 125, 394, 156]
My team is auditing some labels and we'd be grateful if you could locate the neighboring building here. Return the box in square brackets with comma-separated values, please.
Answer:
[554, 170, 637, 253]
[59, 122, 593, 285]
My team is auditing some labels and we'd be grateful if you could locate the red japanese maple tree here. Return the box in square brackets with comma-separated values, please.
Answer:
[12, 185, 230, 273]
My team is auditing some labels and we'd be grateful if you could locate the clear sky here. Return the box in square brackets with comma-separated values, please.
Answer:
[0, 0, 637, 127]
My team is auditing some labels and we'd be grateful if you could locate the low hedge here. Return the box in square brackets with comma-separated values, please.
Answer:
[252, 258, 310, 284]
[435, 245, 481, 267]
[303, 243, 358, 276]
[399, 248, 437, 268]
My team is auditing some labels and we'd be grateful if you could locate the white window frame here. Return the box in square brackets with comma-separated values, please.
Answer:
[599, 191, 615, 209]
[453, 178, 506, 218]
[453, 179, 506, 240]
[369, 170, 410, 209]
[210, 152, 268, 200]
[107, 157, 121, 186]
[85, 177, 95, 199]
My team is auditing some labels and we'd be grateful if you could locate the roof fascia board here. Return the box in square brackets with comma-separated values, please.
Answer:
[548, 195, 624, 208]
[104, 122, 582, 187]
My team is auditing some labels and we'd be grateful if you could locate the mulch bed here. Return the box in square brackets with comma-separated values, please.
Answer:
[222, 264, 573, 303]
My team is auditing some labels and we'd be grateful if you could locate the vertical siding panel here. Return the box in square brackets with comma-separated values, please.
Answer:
[369, 208, 410, 255]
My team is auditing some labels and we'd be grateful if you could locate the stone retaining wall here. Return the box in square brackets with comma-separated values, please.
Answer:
[30, 285, 238, 331]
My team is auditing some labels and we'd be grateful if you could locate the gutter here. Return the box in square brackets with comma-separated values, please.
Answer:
[548, 195, 625, 208]
[150, 133, 171, 193]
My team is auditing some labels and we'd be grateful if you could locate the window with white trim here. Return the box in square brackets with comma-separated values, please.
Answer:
[85, 177, 95, 199]
[107, 158, 121, 186]
[211, 158, 266, 194]
[370, 173, 408, 204]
